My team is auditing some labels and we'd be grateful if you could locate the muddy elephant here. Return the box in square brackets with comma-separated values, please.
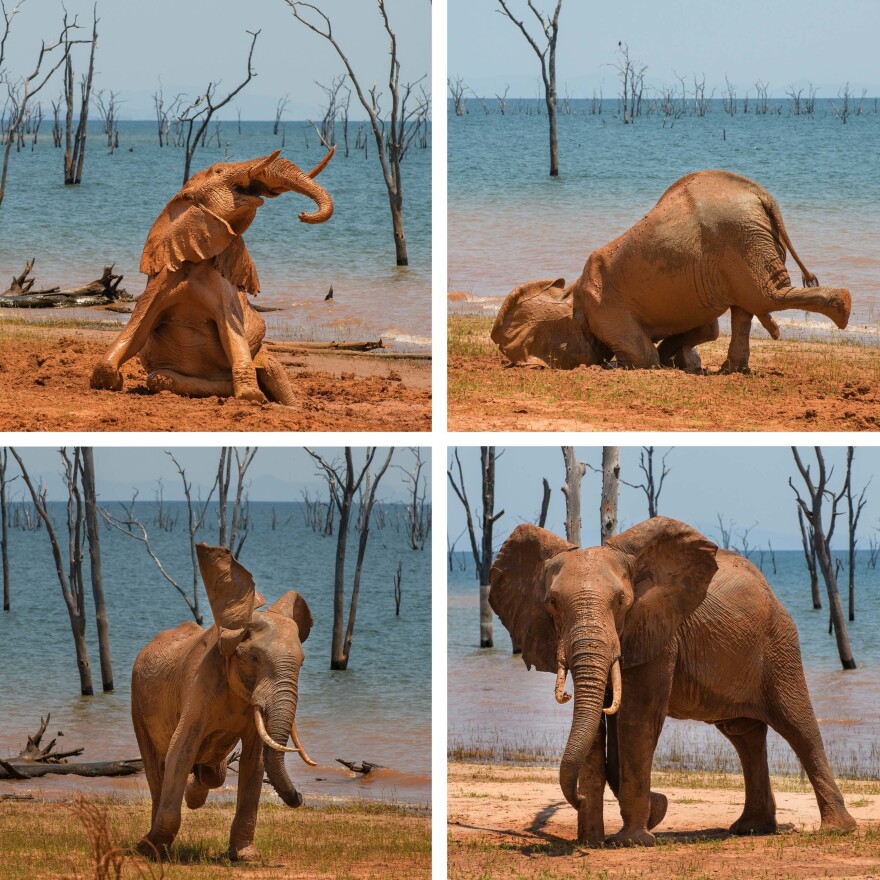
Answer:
[90, 148, 335, 404]
[131, 544, 316, 860]
[489, 517, 856, 846]
[492, 170, 851, 373]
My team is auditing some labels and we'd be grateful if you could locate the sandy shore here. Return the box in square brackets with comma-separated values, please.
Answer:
[448, 762, 880, 879]
[448, 315, 880, 432]
[0, 320, 430, 432]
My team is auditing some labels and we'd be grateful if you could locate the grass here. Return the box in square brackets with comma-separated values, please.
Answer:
[0, 315, 125, 333]
[0, 796, 431, 880]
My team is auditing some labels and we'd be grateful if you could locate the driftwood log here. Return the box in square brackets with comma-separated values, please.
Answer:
[268, 340, 386, 353]
[335, 758, 383, 775]
[0, 261, 130, 308]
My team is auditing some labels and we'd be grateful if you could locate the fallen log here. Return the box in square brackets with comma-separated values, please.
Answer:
[335, 758, 383, 775]
[268, 340, 385, 353]
[0, 263, 130, 309]
[0, 759, 143, 779]
[13, 713, 83, 764]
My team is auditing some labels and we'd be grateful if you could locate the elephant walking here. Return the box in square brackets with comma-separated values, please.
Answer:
[492, 171, 851, 373]
[489, 517, 857, 846]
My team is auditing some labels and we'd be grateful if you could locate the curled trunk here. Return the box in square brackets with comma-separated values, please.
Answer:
[261, 687, 303, 808]
[264, 155, 334, 225]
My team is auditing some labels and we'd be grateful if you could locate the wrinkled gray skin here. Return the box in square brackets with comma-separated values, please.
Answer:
[490, 517, 857, 846]
[492, 170, 852, 373]
[131, 544, 314, 861]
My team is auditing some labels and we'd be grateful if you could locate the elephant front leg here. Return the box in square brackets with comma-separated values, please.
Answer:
[254, 347, 297, 406]
[576, 717, 606, 846]
[214, 287, 267, 404]
[228, 730, 265, 862]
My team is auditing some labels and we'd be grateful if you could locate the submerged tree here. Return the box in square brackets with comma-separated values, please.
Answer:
[62, 4, 97, 185]
[287, 1, 430, 266]
[0, 448, 13, 611]
[496, 0, 562, 176]
[843, 447, 870, 622]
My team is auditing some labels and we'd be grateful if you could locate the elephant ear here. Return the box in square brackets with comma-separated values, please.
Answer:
[216, 236, 260, 293]
[489, 524, 576, 672]
[267, 590, 314, 643]
[606, 517, 718, 669]
[196, 543, 261, 657]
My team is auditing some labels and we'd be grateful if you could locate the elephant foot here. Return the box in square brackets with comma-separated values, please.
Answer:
[234, 386, 268, 404]
[229, 844, 262, 863]
[136, 836, 170, 861]
[827, 290, 851, 329]
[819, 811, 858, 834]
[729, 815, 778, 836]
[647, 792, 668, 830]
[719, 360, 751, 375]
[90, 361, 123, 391]
[605, 828, 656, 847]
[576, 810, 605, 848]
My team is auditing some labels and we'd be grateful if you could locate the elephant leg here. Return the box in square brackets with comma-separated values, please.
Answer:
[764, 284, 851, 330]
[228, 730, 264, 862]
[254, 347, 296, 406]
[715, 718, 777, 834]
[133, 723, 164, 829]
[146, 369, 235, 399]
[592, 310, 660, 369]
[577, 716, 606, 846]
[184, 761, 227, 810]
[721, 307, 754, 374]
[213, 288, 266, 404]
[657, 320, 719, 373]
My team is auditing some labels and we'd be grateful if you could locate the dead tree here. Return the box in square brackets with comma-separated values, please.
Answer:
[615, 42, 646, 124]
[496, 84, 510, 115]
[797, 507, 821, 609]
[307, 447, 394, 669]
[9, 448, 94, 695]
[177, 29, 259, 184]
[497, 0, 562, 175]
[620, 446, 671, 518]
[448, 76, 467, 115]
[0, 11, 84, 207]
[216, 447, 258, 557]
[274, 93, 290, 135]
[309, 75, 347, 147]
[396, 447, 430, 550]
[560, 446, 586, 545]
[62, 5, 97, 185]
[715, 513, 733, 550]
[834, 83, 852, 124]
[843, 447, 869, 622]
[0, 448, 12, 611]
[790, 448, 856, 670]
[393, 560, 402, 616]
[12, 713, 83, 763]
[448, 447, 503, 648]
[92, 89, 121, 152]
[600, 447, 620, 545]
[537, 477, 551, 527]
[289, 1, 429, 266]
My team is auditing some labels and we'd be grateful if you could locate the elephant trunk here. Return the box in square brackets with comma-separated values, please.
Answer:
[260, 670, 304, 808]
[260, 154, 334, 225]
[558, 632, 618, 810]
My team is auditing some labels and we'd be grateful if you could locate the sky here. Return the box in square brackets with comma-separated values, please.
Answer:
[0, 0, 431, 120]
[448, 0, 880, 99]
[447, 446, 880, 552]
[6, 447, 431, 504]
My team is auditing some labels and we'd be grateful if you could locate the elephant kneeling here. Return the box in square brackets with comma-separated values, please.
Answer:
[131, 544, 316, 861]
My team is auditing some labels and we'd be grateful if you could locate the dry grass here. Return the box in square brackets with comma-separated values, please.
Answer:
[448, 315, 880, 432]
[0, 796, 430, 880]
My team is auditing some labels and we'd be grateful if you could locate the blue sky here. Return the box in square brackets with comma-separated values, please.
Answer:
[6, 447, 431, 504]
[448, 0, 880, 99]
[447, 446, 880, 551]
[0, 0, 431, 120]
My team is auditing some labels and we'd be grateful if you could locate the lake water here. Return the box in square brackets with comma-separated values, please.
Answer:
[0, 120, 431, 349]
[448, 98, 880, 341]
[0, 501, 431, 805]
[448, 549, 880, 779]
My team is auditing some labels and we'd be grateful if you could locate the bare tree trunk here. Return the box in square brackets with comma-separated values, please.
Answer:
[844, 447, 868, 622]
[797, 508, 821, 609]
[561, 447, 585, 546]
[538, 477, 551, 528]
[80, 448, 112, 691]
[0, 449, 10, 612]
[600, 447, 620, 545]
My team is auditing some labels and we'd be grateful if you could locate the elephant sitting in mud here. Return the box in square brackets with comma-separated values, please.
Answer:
[489, 517, 857, 846]
[132, 544, 316, 861]
[492, 170, 851, 373]
[90, 148, 335, 404]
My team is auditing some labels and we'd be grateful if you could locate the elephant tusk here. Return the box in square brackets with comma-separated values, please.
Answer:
[291, 718, 318, 767]
[603, 657, 622, 715]
[253, 707, 304, 754]
[555, 642, 571, 704]
[306, 145, 336, 179]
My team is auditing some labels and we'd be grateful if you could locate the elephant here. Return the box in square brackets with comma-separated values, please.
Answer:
[90, 148, 335, 404]
[489, 516, 857, 846]
[131, 543, 316, 861]
[491, 170, 852, 373]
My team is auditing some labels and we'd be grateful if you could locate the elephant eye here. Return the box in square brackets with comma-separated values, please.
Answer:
[617, 593, 625, 606]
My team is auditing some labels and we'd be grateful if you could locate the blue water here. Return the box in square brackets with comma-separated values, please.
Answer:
[0, 120, 431, 347]
[448, 98, 880, 336]
[0, 500, 431, 803]
[448, 549, 880, 777]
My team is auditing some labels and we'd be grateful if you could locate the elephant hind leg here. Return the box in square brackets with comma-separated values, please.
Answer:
[146, 369, 235, 399]
[657, 320, 719, 373]
[254, 348, 297, 406]
[184, 762, 227, 810]
[721, 307, 755, 374]
[765, 284, 851, 330]
[715, 718, 777, 834]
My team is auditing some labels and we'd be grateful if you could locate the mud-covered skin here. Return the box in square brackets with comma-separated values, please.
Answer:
[489, 517, 856, 847]
[90, 149, 334, 404]
[493, 170, 851, 373]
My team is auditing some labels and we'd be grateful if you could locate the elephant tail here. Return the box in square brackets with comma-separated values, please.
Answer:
[759, 193, 819, 289]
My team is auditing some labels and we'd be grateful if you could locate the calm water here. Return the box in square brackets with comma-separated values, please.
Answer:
[448, 98, 880, 339]
[0, 501, 431, 804]
[0, 120, 431, 348]
[448, 549, 880, 778]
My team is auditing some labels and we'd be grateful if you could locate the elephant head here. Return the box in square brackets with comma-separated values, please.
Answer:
[491, 278, 604, 369]
[489, 517, 718, 810]
[197, 543, 315, 807]
[141, 148, 335, 293]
